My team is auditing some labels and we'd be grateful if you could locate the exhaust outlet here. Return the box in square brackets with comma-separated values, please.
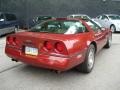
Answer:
[11, 59, 18, 62]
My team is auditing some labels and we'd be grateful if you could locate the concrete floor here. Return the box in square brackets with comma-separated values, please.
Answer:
[0, 33, 120, 90]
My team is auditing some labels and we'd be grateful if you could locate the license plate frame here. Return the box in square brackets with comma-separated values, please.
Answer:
[25, 46, 38, 56]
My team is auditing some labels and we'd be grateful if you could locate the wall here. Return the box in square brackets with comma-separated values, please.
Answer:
[0, 0, 120, 28]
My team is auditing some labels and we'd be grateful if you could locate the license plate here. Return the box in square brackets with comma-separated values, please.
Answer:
[25, 46, 38, 56]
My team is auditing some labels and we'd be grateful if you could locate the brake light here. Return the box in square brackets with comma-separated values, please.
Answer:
[7, 37, 13, 44]
[7, 36, 18, 45]
[13, 37, 19, 45]
[55, 42, 64, 52]
[44, 41, 53, 50]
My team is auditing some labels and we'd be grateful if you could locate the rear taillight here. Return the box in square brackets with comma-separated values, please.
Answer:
[43, 41, 68, 55]
[7, 36, 18, 45]
[44, 41, 53, 50]
[13, 37, 19, 45]
[7, 37, 13, 44]
[55, 42, 64, 52]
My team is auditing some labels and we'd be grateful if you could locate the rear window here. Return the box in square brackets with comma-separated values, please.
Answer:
[30, 20, 87, 34]
[5, 14, 17, 21]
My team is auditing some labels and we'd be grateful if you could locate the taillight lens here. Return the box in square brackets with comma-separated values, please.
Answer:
[13, 37, 19, 45]
[7, 37, 13, 44]
[44, 41, 53, 50]
[55, 42, 64, 52]
[7, 36, 18, 45]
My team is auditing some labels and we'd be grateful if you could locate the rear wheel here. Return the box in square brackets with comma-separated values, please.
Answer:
[110, 25, 116, 33]
[76, 44, 95, 73]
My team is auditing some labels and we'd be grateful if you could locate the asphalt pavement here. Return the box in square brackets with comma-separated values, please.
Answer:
[0, 33, 120, 90]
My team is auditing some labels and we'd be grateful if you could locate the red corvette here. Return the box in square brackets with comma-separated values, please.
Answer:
[5, 18, 112, 73]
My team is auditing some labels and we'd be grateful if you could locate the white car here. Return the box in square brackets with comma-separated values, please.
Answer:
[67, 14, 91, 20]
[94, 14, 120, 32]
[67, 14, 102, 27]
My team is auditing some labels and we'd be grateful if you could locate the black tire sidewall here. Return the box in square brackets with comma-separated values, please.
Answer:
[110, 25, 116, 33]
[85, 44, 95, 72]
[76, 44, 95, 73]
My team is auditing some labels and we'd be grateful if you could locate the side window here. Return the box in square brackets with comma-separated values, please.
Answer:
[101, 15, 108, 20]
[5, 14, 17, 21]
[87, 20, 101, 32]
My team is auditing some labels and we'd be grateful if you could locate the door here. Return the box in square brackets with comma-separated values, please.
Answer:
[99, 15, 110, 28]
[89, 20, 107, 51]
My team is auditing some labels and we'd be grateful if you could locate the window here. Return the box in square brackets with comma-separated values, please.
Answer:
[30, 20, 87, 34]
[74, 15, 90, 20]
[101, 15, 109, 20]
[86, 20, 101, 32]
[108, 15, 120, 20]
[5, 14, 17, 21]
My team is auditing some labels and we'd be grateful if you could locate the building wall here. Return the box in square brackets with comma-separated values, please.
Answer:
[0, 0, 119, 28]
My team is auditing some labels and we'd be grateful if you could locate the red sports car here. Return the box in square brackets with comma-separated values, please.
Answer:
[5, 18, 112, 73]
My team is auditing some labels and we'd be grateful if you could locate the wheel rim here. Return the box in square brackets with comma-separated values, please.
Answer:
[88, 48, 95, 69]
[111, 26, 115, 32]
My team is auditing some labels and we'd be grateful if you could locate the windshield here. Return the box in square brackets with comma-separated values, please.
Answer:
[108, 15, 120, 20]
[30, 20, 86, 34]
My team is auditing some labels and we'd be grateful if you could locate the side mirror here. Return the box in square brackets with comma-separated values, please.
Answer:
[0, 19, 5, 22]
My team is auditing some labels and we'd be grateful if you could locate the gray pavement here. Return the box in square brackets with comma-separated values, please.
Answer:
[0, 33, 120, 90]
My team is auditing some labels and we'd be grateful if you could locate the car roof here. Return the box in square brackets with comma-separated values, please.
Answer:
[102, 14, 119, 16]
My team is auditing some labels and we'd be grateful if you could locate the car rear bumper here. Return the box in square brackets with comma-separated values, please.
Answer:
[5, 46, 84, 71]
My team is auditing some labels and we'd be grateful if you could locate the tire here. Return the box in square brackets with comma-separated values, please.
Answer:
[104, 34, 112, 48]
[76, 44, 95, 73]
[110, 25, 116, 33]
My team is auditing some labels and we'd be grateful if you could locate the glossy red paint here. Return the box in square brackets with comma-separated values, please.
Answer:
[5, 18, 112, 71]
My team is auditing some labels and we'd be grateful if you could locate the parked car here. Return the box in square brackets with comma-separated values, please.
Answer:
[22, 16, 55, 29]
[33, 15, 54, 25]
[0, 12, 19, 36]
[67, 14, 91, 21]
[94, 14, 120, 32]
[67, 14, 102, 27]
[5, 18, 112, 73]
